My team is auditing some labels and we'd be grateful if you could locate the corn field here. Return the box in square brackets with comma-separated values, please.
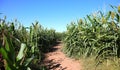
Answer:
[63, 5, 120, 67]
[0, 16, 62, 70]
[1, 5, 120, 70]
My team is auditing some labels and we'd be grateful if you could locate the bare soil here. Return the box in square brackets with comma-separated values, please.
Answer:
[43, 43, 82, 70]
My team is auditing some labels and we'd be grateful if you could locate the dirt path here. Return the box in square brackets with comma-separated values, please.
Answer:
[43, 43, 82, 70]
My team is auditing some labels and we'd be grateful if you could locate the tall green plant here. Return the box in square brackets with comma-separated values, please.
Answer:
[63, 5, 120, 66]
[0, 19, 34, 70]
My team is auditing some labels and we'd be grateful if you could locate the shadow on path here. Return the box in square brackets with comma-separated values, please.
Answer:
[44, 59, 67, 70]
[42, 41, 68, 70]
[47, 41, 61, 53]
[42, 41, 82, 70]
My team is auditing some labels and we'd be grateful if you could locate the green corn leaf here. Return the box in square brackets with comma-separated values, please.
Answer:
[0, 47, 14, 69]
[4, 35, 15, 62]
[0, 47, 9, 61]
[116, 13, 120, 23]
[106, 11, 111, 20]
[3, 35, 10, 52]
[31, 45, 35, 53]
[99, 11, 104, 17]
[118, 5, 120, 13]
[5, 63, 12, 70]
[27, 67, 31, 70]
[24, 55, 34, 66]
[17, 43, 26, 61]
[87, 15, 93, 23]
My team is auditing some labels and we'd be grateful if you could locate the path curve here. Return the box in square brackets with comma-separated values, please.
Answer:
[43, 43, 82, 70]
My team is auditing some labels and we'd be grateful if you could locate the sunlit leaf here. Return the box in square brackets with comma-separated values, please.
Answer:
[17, 43, 26, 61]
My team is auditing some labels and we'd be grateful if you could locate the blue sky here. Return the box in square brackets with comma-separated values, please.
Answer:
[0, 0, 120, 32]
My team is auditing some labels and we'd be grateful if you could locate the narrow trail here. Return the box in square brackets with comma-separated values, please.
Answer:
[43, 43, 82, 70]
